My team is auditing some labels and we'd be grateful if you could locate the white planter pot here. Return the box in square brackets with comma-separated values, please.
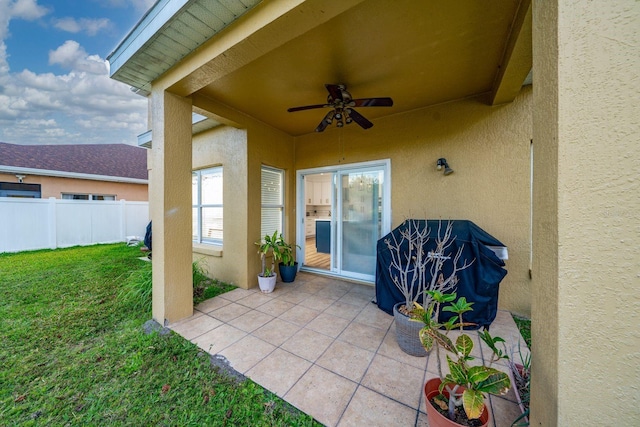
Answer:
[257, 274, 277, 293]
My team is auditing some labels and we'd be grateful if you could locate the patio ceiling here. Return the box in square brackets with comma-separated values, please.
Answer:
[110, 0, 531, 137]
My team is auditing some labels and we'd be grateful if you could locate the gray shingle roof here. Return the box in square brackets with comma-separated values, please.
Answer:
[0, 142, 148, 180]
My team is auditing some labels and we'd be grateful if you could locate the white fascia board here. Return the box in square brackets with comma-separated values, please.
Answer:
[0, 166, 148, 185]
[107, 0, 191, 77]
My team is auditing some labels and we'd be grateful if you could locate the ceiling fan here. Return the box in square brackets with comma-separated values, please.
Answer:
[287, 84, 393, 132]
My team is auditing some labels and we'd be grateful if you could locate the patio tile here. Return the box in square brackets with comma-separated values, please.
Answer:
[195, 296, 231, 313]
[338, 291, 373, 308]
[279, 290, 314, 304]
[337, 320, 388, 352]
[361, 353, 426, 410]
[255, 298, 297, 317]
[324, 300, 363, 320]
[490, 394, 524, 427]
[227, 309, 275, 333]
[191, 323, 247, 354]
[278, 304, 321, 326]
[315, 285, 351, 300]
[280, 327, 334, 362]
[166, 311, 204, 328]
[217, 334, 276, 374]
[251, 317, 301, 346]
[296, 281, 327, 294]
[377, 329, 429, 370]
[354, 303, 394, 330]
[219, 287, 255, 301]
[235, 292, 273, 309]
[338, 386, 417, 427]
[246, 348, 311, 397]
[306, 312, 351, 338]
[209, 302, 252, 323]
[169, 314, 222, 340]
[316, 340, 375, 383]
[300, 295, 337, 311]
[285, 365, 358, 427]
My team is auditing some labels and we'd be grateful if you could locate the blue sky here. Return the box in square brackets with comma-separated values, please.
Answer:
[0, 0, 155, 145]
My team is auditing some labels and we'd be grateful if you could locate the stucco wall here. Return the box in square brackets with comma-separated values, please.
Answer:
[296, 88, 533, 316]
[191, 126, 249, 288]
[190, 95, 296, 289]
[0, 173, 148, 201]
[532, 1, 640, 425]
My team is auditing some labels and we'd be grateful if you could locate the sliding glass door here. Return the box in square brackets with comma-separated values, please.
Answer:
[298, 160, 389, 283]
[336, 168, 385, 281]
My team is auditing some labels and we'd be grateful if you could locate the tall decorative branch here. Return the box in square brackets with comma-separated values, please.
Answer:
[384, 219, 475, 311]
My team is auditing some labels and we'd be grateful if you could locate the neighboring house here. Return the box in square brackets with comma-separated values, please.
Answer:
[107, 1, 638, 425]
[0, 142, 148, 201]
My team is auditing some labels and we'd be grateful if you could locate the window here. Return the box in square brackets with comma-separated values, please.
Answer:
[61, 193, 115, 200]
[261, 166, 284, 238]
[193, 167, 223, 244]
[0, 182, 41, 198]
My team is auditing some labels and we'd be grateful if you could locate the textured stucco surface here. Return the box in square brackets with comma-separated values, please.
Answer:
[192, 94, 296, 290]
[296, 88, 533, 316]
[0, 173, 148, 200]
[150, 91, 194, 324]
[191, 126, 248, 287]
[532, 1, 640, 425]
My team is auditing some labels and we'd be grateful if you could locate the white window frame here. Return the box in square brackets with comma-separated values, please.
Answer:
[62, 193, 115, 201]
[193, 166, 223, 245]
[261, 165, 284, 239]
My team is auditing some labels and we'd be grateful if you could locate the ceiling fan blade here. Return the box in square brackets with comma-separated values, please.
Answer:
[347, 108, 373, 129]
[325, 84, 344, 102]
[315, 110, 333, 132]
[352, 97, 394, 107]
[288, 103, 330, 112]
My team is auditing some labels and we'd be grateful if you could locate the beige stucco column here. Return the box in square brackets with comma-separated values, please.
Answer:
[532, 1, 639, 425]
[150, 90, 193, 324]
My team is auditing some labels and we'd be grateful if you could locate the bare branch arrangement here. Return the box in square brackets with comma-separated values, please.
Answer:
[384, 219, 475, 311]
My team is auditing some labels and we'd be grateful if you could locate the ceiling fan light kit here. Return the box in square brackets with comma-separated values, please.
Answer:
[288, 84, 393, 132]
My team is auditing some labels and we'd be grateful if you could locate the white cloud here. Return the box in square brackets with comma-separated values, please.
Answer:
[53, 17, 111, 36]
[0, 0, 148, 145]
[10, 0, 48, 20]
[49, 40, 107, 74]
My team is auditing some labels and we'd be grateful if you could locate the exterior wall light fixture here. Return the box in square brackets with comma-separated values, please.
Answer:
[436, 158, 454, 175]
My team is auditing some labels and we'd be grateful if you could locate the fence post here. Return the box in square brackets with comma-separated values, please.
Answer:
[48, 197, 57, 249]
[120, 199, 127, 241]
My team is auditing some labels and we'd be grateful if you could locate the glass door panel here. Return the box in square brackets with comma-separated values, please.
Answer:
[338, 169, 383, 280]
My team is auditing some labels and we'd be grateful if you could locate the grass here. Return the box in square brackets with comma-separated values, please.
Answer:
[512, 314, 532, 349]
[0, 243, 319, 426]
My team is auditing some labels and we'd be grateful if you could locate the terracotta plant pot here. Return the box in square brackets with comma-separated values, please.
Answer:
[424, 378, 490, 427]
[393, 302, 427, 357]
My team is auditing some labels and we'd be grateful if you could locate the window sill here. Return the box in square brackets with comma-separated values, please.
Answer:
[193, 243, 223, 257]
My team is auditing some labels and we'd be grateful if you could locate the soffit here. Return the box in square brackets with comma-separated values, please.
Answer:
[108, 0, 262, 95]
[192, 0, 531, 136]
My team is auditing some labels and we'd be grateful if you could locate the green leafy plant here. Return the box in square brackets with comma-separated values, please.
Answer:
[413, 293, 511, 422]
[274, 234, 301, 267]
[255, 231, 280, 277]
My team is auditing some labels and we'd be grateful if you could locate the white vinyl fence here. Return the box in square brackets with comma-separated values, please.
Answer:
[0, 197, 149, 253]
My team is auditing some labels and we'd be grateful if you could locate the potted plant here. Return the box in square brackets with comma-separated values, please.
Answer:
[506, 341, 530, 426]
[412, 293, 511, 427]
[275, 233, 301, 283]
[255, 231, 280, 293]
[383, 219, 474, 356]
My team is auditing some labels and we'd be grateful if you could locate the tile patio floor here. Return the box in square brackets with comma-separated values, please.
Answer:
[168, 272, 528, 427]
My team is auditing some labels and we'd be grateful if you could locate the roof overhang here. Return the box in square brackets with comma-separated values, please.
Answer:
[0, 166, 149, 185]
[108, 0, 262, 95]
[110, 0, 532, 137]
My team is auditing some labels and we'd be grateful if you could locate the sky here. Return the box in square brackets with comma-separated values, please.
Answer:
[0, 0, 156, 146]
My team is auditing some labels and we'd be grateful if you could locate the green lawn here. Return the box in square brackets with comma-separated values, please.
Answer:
[0, 244, 319, 426]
